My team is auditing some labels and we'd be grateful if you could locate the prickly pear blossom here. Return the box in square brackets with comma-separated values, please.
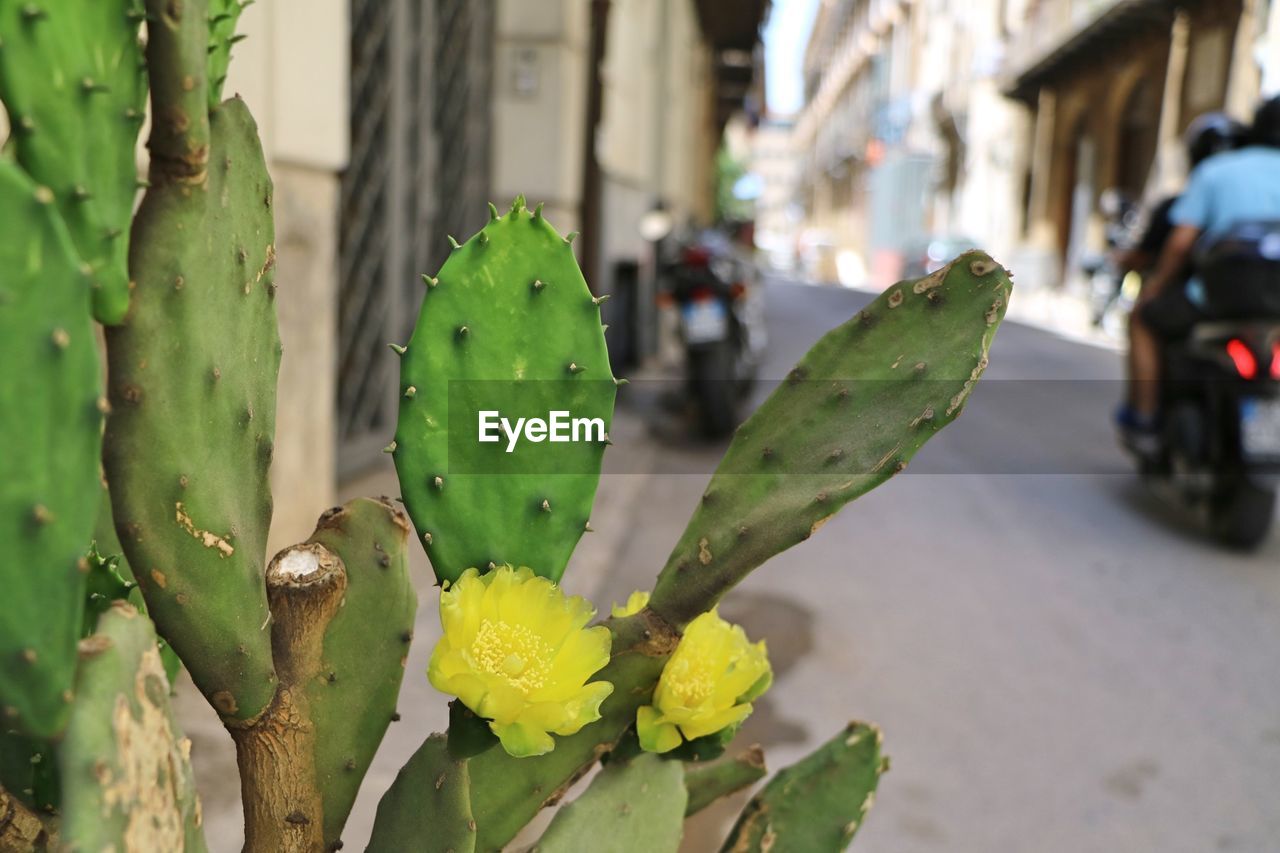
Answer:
[637, 609, 771, 754]
[610, 590, 650, 618]
[428, 565, 614, 757]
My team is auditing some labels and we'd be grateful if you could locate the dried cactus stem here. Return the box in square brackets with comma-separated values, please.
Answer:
[0, 783, 53, 851]
[230, 544, 347, 853]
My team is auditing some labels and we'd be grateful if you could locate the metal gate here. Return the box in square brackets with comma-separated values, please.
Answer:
[337, 0, 494, 478]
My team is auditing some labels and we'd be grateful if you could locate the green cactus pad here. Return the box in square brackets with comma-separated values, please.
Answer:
[394, 198, 616, 584]
[59, 603, 207, 853]
[367, 733, 476, 853]
[104, 96, 279, 723]
[0, 0, 147, 324]
[650, 252, 1013, 627]
[206, 0, 246, 105]
[0, 163, 101, 738]
[536, 753, 687, 853]
[720, 722, 887, 852]
[684, 746, 767, 817]
[302, 497, 417, 846]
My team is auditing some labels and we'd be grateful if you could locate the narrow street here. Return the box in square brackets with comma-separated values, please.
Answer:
[596, 278, 1280, 852]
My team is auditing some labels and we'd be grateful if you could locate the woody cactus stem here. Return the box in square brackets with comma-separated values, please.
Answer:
[231, 545, 346, 853]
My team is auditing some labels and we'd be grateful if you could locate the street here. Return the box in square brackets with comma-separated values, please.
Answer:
[182, 277, 1280, 852]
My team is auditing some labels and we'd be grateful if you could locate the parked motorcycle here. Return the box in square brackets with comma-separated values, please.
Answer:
[1084, 189, 1143, 332]
[1125, 221, 1280, 548]
[661, 234, 765, 437]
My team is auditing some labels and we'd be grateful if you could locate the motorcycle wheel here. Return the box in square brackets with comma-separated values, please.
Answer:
[1208, 478, 1277, 550]
[689, 340, 739, 438]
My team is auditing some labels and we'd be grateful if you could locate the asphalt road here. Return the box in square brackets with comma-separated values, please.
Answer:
[596, 278, 1280, 852]
[185, 276, 1280, 852]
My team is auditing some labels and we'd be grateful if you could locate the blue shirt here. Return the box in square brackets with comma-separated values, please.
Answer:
[1169, 146, 1280, 302]
[1170, 146, 1280, 237]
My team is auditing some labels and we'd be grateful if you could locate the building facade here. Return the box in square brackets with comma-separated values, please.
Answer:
[790, 0, 1280, 290]
[182, 0, 767, 544]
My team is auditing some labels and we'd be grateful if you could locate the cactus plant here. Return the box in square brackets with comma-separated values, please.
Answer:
[0, 0, 1014, 847]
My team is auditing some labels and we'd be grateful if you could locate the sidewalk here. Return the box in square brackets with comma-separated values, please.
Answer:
[175, 397, 663, 851]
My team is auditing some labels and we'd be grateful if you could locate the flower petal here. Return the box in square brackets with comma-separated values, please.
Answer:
[637, 705, 683, 754]
[679, 702, 752, 742]
[491, 720, 556, 758]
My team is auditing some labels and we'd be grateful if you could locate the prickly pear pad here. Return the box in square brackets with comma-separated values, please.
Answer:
[0, 0, 147, 324]
[304, 498, 417, 846]
[649, 251, 1012, 627]
[58, 603, 206, 852]
[104, 98, 279, 723]
[394, 199, 616, 584]
[0, 163, 101, 738]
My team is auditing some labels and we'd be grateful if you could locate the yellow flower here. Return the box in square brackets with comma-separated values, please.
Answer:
[610, 590, 650, 618]
[428, 565, 614, 757]
[636, 609, 771, 754]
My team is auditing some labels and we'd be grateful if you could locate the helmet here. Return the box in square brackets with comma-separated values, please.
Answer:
[1251, 95, 1280, 148]
[1184, 112, 1246, 167]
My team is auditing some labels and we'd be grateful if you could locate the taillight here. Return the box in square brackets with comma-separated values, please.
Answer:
[656, 291, 674, 309]
[729, 282, 747, 300]
[1272, 342, 1280, 380]
[1226, 338, 1257, 379]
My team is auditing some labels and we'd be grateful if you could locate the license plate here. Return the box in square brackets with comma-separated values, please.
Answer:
[682, 300, 728, 344]
[1241, 397, 1280, 459]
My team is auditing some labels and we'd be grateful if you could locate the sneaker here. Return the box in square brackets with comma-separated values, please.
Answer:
[1115, 405, 1161, 456]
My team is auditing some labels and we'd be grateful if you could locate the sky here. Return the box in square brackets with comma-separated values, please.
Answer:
[763, 0, 821, 116]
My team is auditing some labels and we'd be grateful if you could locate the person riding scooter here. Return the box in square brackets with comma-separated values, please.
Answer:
[1120, 102, 1279, 446]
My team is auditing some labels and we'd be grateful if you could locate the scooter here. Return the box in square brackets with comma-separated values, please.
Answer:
[1128, 221, 1280, 548]
[662, 238, 764, 437]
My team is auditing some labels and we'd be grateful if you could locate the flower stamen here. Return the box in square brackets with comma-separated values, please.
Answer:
[470, 619, 552, 694]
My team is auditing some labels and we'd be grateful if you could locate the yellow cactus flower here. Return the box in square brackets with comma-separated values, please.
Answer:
[610, 590, 650, 618]
[637, 609, 771, 754]
[428, 565, 614, 757]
